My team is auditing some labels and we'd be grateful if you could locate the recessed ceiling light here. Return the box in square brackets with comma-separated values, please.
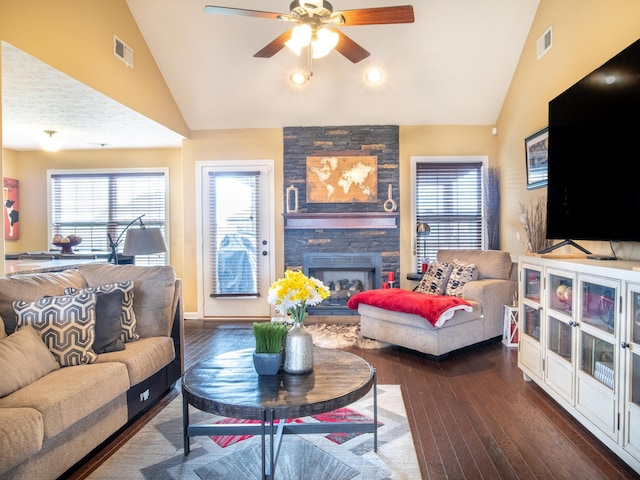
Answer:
[365, 69, 383, 84]
[290, 71, 309, 86]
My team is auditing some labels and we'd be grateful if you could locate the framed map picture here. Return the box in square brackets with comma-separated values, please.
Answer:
[3, 177, 19, 240]
[306, 156, 377, 203]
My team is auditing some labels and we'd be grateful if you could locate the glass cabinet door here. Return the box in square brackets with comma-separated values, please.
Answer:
[581, 279, 617, 334]
[524, 267, 541, 302]
[548, 316, 572, 362]
[580, 331, 615, 389]
[523, 304, 541, 342]
[548, 273, 573, 317]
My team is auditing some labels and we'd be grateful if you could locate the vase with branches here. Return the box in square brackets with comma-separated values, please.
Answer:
[519, 197, 550, 253]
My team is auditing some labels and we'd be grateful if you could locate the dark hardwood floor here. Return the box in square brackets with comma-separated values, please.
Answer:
[65, 320, 639, 480]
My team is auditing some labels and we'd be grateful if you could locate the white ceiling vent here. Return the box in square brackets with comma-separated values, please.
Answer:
[114, 35, 134, 68]
[537, 26, 552, 60]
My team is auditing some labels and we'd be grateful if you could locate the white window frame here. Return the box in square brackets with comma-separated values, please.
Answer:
[410, 155, 488, 269]
[47, 167, 170, 265]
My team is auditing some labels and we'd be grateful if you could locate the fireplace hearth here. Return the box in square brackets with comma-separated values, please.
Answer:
[304, 252, 382, 315]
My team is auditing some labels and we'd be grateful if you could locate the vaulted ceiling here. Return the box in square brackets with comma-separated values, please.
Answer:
[2, 0, 539, 150]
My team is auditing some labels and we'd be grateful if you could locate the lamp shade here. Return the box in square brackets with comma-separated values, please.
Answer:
[122, 228, 168, 256]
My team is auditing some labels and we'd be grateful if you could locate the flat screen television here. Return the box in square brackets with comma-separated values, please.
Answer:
[545, 38, 640, 255]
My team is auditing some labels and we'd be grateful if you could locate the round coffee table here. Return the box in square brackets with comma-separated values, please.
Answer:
[182, 346, 377, 479]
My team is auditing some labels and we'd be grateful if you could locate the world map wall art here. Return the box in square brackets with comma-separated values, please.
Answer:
[306, 156, 378, 203]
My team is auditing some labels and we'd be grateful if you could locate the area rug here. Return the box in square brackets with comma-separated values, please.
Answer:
[306, 322, 391, 350]
[87, 385, 420, 480]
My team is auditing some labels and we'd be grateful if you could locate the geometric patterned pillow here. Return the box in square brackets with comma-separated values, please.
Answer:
[416, 262, 453, 295]
[445, 259, 478, 297]
[13, 293, 98, 367]
[65, 281, 138, 343]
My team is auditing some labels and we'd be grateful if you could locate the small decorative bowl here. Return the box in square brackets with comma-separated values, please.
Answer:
[53, 239, 82, 254]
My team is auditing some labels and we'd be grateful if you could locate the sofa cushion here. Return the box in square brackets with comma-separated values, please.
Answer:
[0, 326, 60, 397]
[445, 259, 479, 297]
[92, 290, 126, 353]
[65, 281, 139, 343]
[437, 249, 513, 280]
[95, 336, 175, 386]
[79, 264, 176, 338]
[0, 270, 87, 335]
[417, 262, 453, 295]
[0, 407, 44, 475]
[13, 293, 98, 366]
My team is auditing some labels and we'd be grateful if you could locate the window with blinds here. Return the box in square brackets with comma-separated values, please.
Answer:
[415, 161, 483, 266]
[207, 171, 260, 297]
[49, 170, 168, 266]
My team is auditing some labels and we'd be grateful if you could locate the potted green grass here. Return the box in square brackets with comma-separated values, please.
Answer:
[252, 321, 288, 375]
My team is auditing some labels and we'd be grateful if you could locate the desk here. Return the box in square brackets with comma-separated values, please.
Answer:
[182, 347, 376, 480]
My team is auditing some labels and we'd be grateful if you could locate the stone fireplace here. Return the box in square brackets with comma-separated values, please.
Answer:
[283, 125, 400, 318]
[303, 252, 382, 316]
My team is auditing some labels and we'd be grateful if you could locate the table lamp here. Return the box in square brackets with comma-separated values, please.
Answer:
[108, 214, 168, 264]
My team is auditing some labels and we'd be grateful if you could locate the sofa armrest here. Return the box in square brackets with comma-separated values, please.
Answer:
[168, 279, 185, 384]
[462, 278, 517, 327]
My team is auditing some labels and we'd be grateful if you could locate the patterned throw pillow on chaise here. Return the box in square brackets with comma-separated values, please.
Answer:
[13, 292, 98, 366]
[445, 259, 478, 297]
[417, 262, 453, 295]
[65, 281, 139, 343]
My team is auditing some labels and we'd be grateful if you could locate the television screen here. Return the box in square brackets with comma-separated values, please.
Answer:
[546, 38, 640, 244]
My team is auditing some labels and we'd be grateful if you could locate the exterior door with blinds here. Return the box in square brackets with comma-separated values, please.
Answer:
[199, 162, 274, 318]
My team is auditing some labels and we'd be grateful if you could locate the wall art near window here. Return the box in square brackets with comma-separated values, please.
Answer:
[525, 127, 549, 190]
[306, 156, 377, 203]
[3, 177, 19, 240]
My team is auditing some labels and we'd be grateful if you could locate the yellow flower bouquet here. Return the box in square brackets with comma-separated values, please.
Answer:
[267, 270, 330, 324]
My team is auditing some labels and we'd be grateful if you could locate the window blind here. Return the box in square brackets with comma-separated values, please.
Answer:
[415, 162, 483, 266]
[50, 171, 167, 266]
[208, 171, 261, 297]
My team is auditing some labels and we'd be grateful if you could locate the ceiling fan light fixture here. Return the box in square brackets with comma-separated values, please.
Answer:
[38, 130, 64, 152]
[365, 68, 383, 84]
[290, 71, 309, 85]
[285, 23, 312, 55]
[311, 27, 339, 58]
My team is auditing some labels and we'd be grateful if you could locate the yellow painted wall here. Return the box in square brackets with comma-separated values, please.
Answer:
[181, 129, 284, 313]
[0, 0, 188, 138]
[398, 125, 498, 288]
[4, 148, 184, 278]
[497, 0, 640, 260]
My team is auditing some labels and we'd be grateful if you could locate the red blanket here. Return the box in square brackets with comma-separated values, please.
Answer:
[347, 289, 472, 327]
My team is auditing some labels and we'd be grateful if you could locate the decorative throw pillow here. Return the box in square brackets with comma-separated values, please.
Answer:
[0, 326, 60, 397]
[92, 290, 126, 354]
[417, 262, 453, 295]
[13, 293, 98, 367]
[445, 259, 479, 297]
[65, 281, 138, 343]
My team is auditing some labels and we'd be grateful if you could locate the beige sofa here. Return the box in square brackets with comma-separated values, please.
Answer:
[0, 263, 184, 480]
[357, 250, 517, 359]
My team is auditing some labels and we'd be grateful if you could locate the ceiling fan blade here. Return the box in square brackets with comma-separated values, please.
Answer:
[204, 5, 283, 20]
[338, 5, 415, 26]
[333, 30, 370, 63]
[254, 30, 293, 58]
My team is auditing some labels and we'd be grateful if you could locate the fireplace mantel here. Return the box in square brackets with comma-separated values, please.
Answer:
[284, 212, 399, 229]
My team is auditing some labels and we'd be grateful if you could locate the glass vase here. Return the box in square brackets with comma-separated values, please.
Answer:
[284, 322, 314, 374]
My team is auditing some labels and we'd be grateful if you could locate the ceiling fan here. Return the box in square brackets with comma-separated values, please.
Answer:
[204, 1, 415, 63]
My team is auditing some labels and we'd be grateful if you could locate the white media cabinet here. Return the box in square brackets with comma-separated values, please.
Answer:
[518, 255, 640, 474]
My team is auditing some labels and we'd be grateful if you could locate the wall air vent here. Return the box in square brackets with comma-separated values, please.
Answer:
[537, 26, 552, 60]
[114, 35, 134, 68]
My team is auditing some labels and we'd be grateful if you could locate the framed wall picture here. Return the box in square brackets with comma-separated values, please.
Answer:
[3, 177, 19, 240]
[306, 156, 378, 203]
[525, 127, 549, 190]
